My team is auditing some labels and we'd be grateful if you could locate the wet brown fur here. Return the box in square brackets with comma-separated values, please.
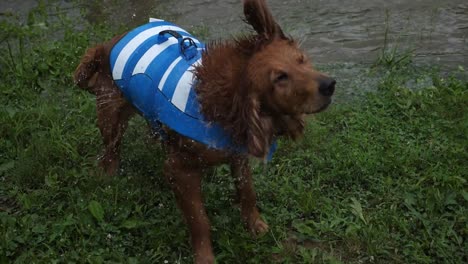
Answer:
[73, 1, 334, 263]
[194, 37, 309, 157]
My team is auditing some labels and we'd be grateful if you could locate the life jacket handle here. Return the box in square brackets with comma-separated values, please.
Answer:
[158, 30, 198, 60]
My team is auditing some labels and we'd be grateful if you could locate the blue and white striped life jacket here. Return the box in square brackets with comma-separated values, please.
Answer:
[110, 19, 275, 157]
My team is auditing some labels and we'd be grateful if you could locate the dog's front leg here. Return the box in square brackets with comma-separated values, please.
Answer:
[164, 155, 214, 264]
[230, 156, 269, 236]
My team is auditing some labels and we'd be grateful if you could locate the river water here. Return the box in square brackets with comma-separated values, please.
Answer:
[92, 0, 468, 68]
[1, 0, 467, 99]
[1, 0, 467, 67]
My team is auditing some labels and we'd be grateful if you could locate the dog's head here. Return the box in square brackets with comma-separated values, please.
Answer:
[243, 0, 335, 116]
[242, 0, 335, 156]
[195, 0, 335, 158]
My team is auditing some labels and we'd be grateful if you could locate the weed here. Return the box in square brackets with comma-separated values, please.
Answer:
[374, 9, 415, 70]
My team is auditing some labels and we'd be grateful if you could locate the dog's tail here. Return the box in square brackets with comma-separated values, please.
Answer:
[73, 45, 104, 95]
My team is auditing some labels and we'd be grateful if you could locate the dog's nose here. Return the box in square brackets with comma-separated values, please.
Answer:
[318, 77, 336, 97]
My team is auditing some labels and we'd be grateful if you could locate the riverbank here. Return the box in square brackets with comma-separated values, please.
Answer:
[1, 3, 467, 264]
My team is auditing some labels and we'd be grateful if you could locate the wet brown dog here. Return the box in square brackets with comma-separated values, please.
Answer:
[74, 0, 335, 263]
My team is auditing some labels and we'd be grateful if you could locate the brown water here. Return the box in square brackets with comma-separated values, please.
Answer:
[91, 0, 468, 67]
[2, 0, 467, 67]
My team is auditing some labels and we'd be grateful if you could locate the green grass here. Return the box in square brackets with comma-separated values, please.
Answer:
[1, 3, 467, 264]
[374, 9, 415, 70]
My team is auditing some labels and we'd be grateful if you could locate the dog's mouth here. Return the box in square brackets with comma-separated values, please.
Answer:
[306, 100, 332, 114]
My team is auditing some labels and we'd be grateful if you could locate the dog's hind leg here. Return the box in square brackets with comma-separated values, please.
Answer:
[230, 156, 269, 236]
[164, 154, 215, 264]
[95, 81, 134, 176]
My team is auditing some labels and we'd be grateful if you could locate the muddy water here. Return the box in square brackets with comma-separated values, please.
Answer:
[2, 0, 467, 67]
[90, 0, 468, 67]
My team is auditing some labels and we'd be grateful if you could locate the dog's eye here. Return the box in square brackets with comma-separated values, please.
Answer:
[274, 72, 289, 83]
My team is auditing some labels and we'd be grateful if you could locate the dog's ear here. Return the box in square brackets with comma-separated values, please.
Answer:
[243, 95, 274, 158]
[243, 0, 285, 39]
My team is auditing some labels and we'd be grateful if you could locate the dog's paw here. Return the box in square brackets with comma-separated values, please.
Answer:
[248, 218, 269, 237]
